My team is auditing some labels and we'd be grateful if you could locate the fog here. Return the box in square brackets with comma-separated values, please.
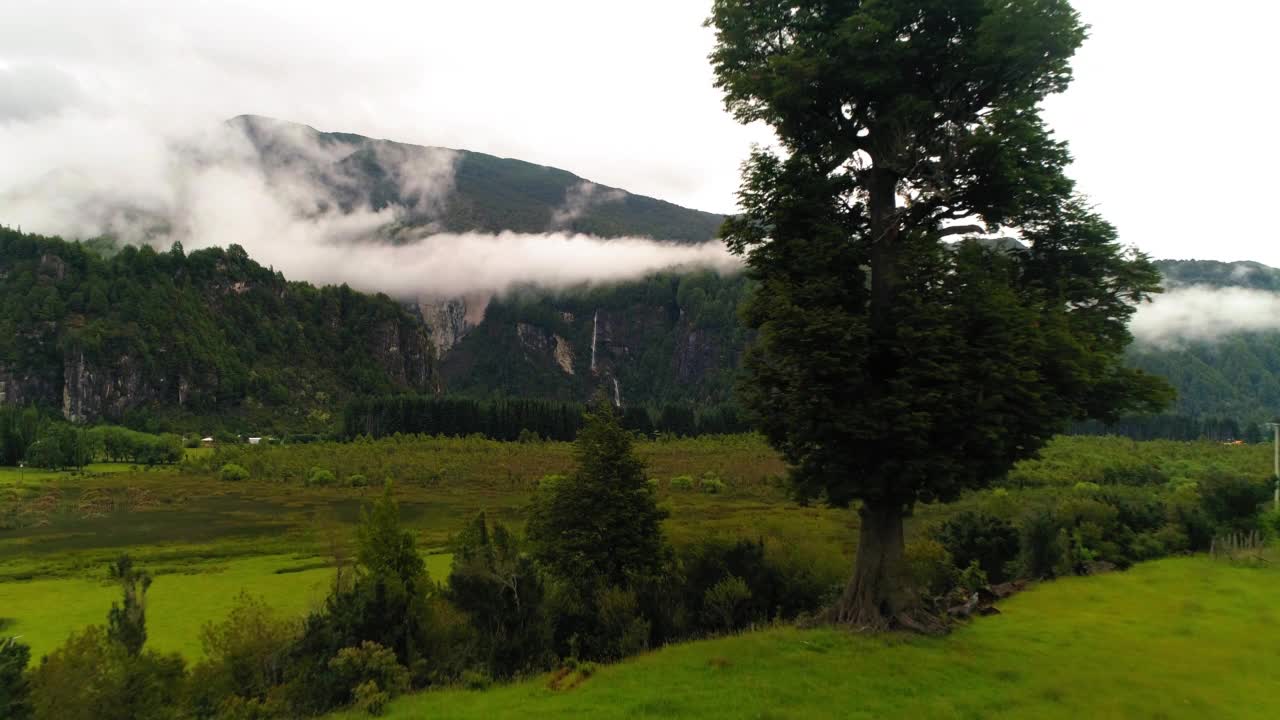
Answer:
[1130, 286, 1280, 348]
[0, 111, 739, 298]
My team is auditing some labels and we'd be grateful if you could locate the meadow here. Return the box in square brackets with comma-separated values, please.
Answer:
[327, 554, 1280, 720]
[1, 433, 1276, 674]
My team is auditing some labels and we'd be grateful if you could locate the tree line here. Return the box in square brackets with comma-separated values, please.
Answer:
[341, 394, 750, 441]
[0, 405, 183, 469]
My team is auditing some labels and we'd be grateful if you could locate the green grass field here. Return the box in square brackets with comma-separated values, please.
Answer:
[0, 552, 453, 659]
[327, 555, 1280, 720]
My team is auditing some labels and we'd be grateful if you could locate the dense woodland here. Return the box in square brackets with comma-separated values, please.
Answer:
[341, 394, 748, 441]
[4, 223, 1280, 441]
[0, 226, 433, 431]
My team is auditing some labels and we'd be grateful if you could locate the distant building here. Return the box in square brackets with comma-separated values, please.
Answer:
[248, 437, 263, 445]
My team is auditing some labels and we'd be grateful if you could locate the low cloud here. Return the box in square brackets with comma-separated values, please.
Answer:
[550, 181, 626, 229]
[0, 110, 739, 299]
[1130, 285, 1280, 347]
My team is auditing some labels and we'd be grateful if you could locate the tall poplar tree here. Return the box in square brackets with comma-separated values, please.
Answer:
[708, 0, 1171, 628]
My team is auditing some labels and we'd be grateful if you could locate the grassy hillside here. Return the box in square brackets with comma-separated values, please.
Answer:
[328, 555, 1279, 720]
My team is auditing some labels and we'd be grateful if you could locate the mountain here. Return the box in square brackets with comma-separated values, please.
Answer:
[0, 226, 434, 432]
[230, 115, 726, 243]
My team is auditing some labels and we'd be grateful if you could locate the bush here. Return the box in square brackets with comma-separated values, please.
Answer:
[903, 539, 957, 597]
[1018, 509, 1063, 579]
[702, 575, 752, 631]
[219, 463, 250, 482]
[1263, 509, 1280, 540]
[587, 586, 650, 661]
[348, 474, 369, 488]
[933, 511, 1019, 584]
[327, 642, 410, 704]
[669, 475, 695, 491]
[353, 680, 389, 716]
[306, 467, 336, 487]
[1199, 470, 1271, 533]
[698, 473, 727, 494]
[957, 560, 988, 593]
[28, 625, 185, 720]
[0, 636, 31, 720]
[187, 593, 298, 718]
[461, 670, 492, 690]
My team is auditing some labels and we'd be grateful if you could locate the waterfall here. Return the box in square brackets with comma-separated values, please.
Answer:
[590, 309, 599, 373]
[612, 377, 621, 407]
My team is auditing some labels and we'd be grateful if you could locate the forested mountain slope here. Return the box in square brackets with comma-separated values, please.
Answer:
[232, 115, 726, 242]
[0, 226, 434, 431]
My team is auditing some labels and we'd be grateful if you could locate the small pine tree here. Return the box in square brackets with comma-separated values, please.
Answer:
[526, 397, 668, 592]
[106, 554, 151, 656]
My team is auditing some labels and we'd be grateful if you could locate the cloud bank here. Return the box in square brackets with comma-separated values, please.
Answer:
[1131, 286, 1280, 347]
[0, 110, 739, 299]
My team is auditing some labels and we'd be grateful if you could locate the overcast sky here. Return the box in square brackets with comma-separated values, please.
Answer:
[1, 0, 1276, 265]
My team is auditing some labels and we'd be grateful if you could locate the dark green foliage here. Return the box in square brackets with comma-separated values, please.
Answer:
[709, 0, 1171, 623]
[525, 400, 671, 660]
[677, 538, 828, 633]
[1198, 471, 1272, 533]
[526, 400, 669, 592]
[186, 593, 297, 719]
[0, 637, 31, 720]
[343, 394, 749, 441]
[933, 512, 1020, 584]
[28, 626, 185, 720]
[439, 271, 753, 407]
[1018, 510, 1065, 580]
[0, 226, 433, 430]
[447, 513, 553, 678]
[286, 486, 430, 713]
[107, 555, 151, 657]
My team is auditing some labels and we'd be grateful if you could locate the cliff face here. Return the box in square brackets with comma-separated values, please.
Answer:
[0, 227, 436, 425]
[437, 273, 749, 406]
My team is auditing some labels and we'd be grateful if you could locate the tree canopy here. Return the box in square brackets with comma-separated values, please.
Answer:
[709, 0, 1171, 627]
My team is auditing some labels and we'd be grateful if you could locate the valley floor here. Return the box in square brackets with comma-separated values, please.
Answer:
[328, 555, 1279, 720]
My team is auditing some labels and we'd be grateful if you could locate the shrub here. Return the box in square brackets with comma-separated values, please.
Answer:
[1263, 509, 1280, 540]
[461, 670, 492, 690]
[516, 429, 542, 444]
[588, 586, 650, 661]
[903, 538, 957, 597]
[28, 625, 185, 720]
[353, 681, 389, 716]
[669, 475, 695, 491]
[957, 560, 989, 593]
[0, 636, 31, 720]
[1199, 470, 1270, 533]
[306, 467, 336, 487]
[348, 474, 369, 488]
[933, 511, 1019, 584]
[702, 575, 752, 631]
[699, 473, 727, 494]
[1018, 509, 1063, 579]
[327, 642, 410, 703]
[188, 593, 299, 716]
[219, 463, 250, 482]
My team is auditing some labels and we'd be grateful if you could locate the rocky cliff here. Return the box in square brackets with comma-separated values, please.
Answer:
[0, 226, 435, 426]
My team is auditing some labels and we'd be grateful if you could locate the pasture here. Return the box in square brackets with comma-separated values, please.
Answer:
[327, 555, 1280, 719]
[1, 433, 1276, 672]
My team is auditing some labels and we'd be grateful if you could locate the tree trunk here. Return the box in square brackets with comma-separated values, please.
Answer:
[831, 500, 945, 633]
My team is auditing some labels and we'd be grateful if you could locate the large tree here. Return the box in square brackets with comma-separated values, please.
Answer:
[708, 0, 1171, 629]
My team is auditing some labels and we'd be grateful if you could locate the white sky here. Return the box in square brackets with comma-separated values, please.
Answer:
[1, 0, 1277, 265]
